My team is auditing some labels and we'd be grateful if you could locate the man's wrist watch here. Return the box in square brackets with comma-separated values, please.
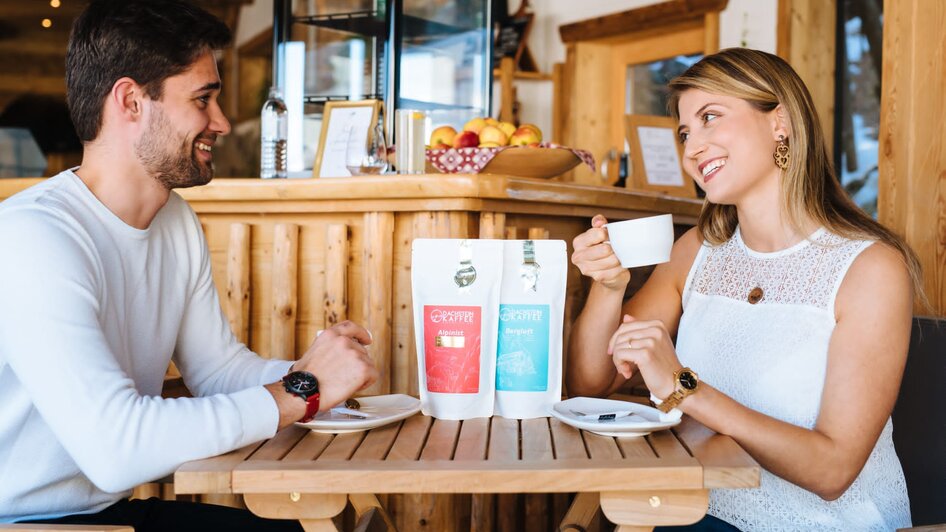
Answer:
[282, 371, 320, 423]
[656, 367, 699, 413]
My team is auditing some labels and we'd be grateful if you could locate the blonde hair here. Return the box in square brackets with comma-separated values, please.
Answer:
[667, 48, 926, 307]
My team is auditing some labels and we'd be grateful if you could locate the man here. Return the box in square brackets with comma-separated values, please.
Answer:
[0, 1, 378, 529]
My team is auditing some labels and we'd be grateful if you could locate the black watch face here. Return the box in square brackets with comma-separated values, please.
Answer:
[284, 371, 319, 396]
[679, 371, 698, 391]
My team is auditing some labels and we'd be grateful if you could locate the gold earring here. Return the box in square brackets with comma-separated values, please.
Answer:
[774, 135, 789, 170]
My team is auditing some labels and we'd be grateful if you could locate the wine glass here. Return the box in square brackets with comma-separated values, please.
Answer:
[345, 124, 389, 176]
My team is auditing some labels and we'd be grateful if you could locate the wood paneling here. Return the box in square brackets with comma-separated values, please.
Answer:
[878, 0, 946, 315]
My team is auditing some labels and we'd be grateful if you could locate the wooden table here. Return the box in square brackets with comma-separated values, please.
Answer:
[174, 409, 759, 531]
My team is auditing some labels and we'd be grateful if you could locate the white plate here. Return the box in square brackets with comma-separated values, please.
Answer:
[296, 394, 421, 434]
[550, 397, 682, 438]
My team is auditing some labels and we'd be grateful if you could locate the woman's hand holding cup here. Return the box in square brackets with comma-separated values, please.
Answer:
[571, 214, 630, 291]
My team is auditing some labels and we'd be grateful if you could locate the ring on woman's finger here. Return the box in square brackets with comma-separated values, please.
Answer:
[626, 339, 634, 350]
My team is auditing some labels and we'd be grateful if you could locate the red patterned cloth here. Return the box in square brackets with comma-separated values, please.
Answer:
[424, 143, 596, 174]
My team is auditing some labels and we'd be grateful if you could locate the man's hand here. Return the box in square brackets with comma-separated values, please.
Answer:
[293, 320, 379, 411]
[267, 321, 379, 429]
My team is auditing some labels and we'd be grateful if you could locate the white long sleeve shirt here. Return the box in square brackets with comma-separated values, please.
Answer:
[0, 170, 293, 523]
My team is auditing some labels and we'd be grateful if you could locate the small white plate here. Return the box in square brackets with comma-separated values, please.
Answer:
[550, 397, 681, 438]
[296, 394, 421, 434]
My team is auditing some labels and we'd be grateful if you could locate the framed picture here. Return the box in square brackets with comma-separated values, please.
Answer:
[624, 114, 697, 198]
[313, 100, 382, 178]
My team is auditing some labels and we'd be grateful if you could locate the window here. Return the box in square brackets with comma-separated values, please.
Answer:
[835, 0, 883, 217]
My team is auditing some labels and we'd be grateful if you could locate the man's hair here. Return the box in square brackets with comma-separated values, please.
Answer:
[66, 0, 232, 142]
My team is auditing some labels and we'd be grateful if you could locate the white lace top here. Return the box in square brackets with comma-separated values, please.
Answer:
[676, 227, 911, 531]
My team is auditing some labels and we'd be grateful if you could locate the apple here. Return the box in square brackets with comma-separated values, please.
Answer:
[463, 117, 487, 134]
[508, 126, 541, 146]
[478, 125, 508, 146]
[520, 123, 543, 143]
[484, 117, 500, 127]
[430, 142, 451, 150]
[479, 141, 502, 148]
[452, 130, 479, 148]
[429, 125, 457, 147]
[498, 121, 516, 138]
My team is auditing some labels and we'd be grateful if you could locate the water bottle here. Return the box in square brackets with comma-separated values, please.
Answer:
[260, 87, 288, 178]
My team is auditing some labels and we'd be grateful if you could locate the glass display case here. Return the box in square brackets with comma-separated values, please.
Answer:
[273, 0, 493, 163]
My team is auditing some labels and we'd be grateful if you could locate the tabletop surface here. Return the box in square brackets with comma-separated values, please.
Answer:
[175, 410, 760, 496]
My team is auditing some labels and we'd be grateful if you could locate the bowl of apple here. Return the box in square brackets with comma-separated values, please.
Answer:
[425, 118, 585, 179]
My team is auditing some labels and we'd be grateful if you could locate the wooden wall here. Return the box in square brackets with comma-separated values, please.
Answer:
[878, 0, 946, 316]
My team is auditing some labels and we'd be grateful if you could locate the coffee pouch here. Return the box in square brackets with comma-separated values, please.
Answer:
[412, 239, 503, 419]
[494, 240, 566, 419]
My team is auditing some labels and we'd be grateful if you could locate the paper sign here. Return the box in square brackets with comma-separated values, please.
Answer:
[318, 106, 375, 178]
[637, 126, 685, 186]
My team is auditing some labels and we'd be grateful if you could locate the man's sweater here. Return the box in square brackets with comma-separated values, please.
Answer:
[0, 171, 292, 522]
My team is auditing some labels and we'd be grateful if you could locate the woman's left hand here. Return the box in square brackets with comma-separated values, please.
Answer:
[607, 314, 683, 400]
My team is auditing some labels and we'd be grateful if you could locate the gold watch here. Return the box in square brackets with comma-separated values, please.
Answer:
[656, 367, 700, 413]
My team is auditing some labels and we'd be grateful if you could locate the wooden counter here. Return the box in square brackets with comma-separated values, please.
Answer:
[0, 175, 702, 396]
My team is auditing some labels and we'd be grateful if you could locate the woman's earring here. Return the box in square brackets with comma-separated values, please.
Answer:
[773, 135, 790, 170]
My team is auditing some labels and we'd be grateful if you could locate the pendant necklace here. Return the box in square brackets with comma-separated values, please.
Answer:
[746, 252, 764, 305]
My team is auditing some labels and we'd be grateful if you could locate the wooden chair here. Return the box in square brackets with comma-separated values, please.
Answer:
[893, 316, 946, 528]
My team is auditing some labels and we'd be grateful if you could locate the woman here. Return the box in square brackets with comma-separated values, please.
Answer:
[568, 48, 919, 531]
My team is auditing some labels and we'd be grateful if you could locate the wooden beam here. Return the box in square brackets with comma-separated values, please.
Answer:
[780, 0, 836, 158]
[776, 0, 792, 60]
[559, 0, 727, 44]
[878, 0, 946, 315]
[0, 76, 65, 95]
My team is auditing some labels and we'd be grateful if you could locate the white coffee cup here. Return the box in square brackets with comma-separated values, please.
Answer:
[604, 214, 674, 268]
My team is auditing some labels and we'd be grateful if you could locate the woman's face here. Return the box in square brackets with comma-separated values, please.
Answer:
[676, 89, 784, 206]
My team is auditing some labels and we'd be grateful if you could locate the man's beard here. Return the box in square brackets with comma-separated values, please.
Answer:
[135, 105, 213, 190]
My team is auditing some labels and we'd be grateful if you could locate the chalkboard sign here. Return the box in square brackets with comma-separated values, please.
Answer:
[493, 15, 530, 61]
[493, 12, 537, 72]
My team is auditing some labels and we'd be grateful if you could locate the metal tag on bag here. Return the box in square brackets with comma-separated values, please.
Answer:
[454, 239, 477, 289]
[519, 240, 541, 292]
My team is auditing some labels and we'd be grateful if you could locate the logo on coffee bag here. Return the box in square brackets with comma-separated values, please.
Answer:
[497, 304, 550, 392]
[424, 305, 482, 393]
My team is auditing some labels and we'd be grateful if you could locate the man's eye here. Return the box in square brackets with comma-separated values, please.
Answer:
[197, 95, 210, 105]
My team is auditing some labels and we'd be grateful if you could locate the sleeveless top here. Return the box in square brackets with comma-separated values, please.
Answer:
[675, 226, 912, 531]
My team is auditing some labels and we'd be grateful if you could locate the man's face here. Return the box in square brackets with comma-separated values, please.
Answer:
[135, 51, 230, 189]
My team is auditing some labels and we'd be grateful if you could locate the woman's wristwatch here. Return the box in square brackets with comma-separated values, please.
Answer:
[653, 367, 700, 413]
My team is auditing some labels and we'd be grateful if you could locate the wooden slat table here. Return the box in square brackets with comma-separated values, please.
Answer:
[175, 412, 759, 531]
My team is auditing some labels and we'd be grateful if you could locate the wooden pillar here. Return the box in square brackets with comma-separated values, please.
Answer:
[777, 0, 837, 157]
[878, 0, 946, 315]
[271, 223, 299, 360]
[323, 224, 349, 328]
[363, 212, 395, 395]
[499, 57, 516, 123]
[703, 12, 720, 54]
[226, 223, 251, 344]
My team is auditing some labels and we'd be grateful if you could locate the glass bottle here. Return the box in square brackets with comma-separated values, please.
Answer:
[260, 87, 288, 178]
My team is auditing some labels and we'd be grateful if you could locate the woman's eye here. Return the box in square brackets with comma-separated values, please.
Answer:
[702, 112, 718, 123]
[678, 131, 689, 144]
